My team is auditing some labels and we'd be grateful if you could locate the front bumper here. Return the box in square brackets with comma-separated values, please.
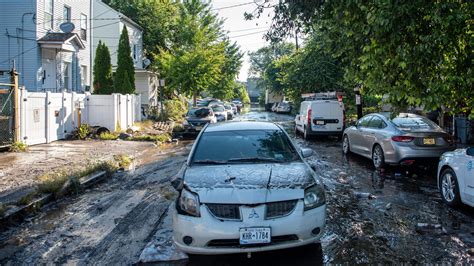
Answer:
[172, 201, 326, 255]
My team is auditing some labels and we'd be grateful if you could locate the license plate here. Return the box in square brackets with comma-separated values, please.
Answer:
[423, 138, 435, 145]
[239, 227, 271, 245]
[195, 126, 202, 131]
[316, 120, 325, 125]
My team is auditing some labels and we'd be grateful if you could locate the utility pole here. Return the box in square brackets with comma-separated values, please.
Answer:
[295, 29, 299, 51]
[354, 86, 363, 120]
[10, 64, 19, 142]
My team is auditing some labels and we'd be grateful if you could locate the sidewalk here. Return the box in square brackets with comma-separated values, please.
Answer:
[0, 140, 155, 206]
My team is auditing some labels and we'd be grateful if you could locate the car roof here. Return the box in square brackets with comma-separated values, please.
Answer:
[205, 121, 281, 132]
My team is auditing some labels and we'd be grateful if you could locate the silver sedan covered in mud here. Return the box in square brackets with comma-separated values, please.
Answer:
[343, 113, 456, 168]
[171, 121, 326, 255]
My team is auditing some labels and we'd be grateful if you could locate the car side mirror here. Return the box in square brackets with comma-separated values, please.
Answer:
[467, 147, 474, 156]
[300, 148, 313, 158]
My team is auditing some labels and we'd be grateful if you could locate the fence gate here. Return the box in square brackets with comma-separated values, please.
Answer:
[0, 88, 14, 147]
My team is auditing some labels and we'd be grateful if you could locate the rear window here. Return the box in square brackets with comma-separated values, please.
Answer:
[188, 108, 210, 118]
[391, 116, 439, 130]
[191, 130, 300, 163]
[212, 105, 225, 112]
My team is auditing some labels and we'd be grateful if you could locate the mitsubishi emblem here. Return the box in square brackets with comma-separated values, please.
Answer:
[248, 209, 259, 219]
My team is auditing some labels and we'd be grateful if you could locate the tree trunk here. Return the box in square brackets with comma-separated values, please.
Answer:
[193, 91, 197, 107]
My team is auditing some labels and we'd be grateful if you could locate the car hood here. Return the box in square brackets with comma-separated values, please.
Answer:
[183, 162, 316, 204]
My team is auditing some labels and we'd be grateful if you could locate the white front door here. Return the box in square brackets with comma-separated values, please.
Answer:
[42, 58, 56, 90]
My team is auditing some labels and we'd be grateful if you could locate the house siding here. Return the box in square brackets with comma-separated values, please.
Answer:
[0, 0, 90, 92]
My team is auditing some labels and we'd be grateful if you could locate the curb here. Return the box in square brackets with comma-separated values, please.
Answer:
[0, 170, 108, 228]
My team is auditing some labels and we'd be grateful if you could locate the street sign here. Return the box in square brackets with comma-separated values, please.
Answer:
[355, 94, 361, 105]
[159, 79, 165, 87]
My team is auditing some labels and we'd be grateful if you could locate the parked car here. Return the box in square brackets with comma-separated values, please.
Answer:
[342, 113, 456, 168]
[198, 98, 222, 107]
[230, 103, 238, 115]
[437, 147, 474, 207]
[232, 100, 243, 112]
[183, 107, 217, 135]
[210, 104, 227, 122]
[171, 121, 326, 255]
[275, 101, 292, 113]
[223, 104, 234, 120]
[295, 99, 345, 139]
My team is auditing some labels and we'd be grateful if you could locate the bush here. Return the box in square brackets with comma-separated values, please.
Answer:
[99, 132, 119, 140]
[114, 154, 133, 169]
[173, 124, 185, 132]
[9, 141, 28, 152]
[78, 124, 91, 140]
[162, 99, 187, 121]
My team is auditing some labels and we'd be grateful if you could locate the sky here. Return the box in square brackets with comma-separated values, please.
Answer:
[211, 0, 275, 82]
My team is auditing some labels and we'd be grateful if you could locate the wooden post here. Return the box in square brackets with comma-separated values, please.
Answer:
[11, 68, 19, 142]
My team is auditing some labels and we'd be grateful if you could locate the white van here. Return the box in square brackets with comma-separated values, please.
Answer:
[295, 100, 345, 139]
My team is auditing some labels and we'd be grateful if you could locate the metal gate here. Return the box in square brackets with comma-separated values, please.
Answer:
[0, 88, 14, 147]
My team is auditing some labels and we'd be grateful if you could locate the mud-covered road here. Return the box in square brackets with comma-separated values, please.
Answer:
[0, 108, 473, 265]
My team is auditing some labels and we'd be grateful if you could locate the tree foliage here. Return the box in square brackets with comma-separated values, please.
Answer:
[254, 0, 473, 115]
[114, 26, 135, 94]
[248, 42, 295, 78]
[93, 41, 113, 94]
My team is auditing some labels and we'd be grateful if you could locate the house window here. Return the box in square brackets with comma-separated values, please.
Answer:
[63, 5, 71, 22]
[63, 62, 70, 90]
[133, 44, 137, 61]
[80, 13, 87, 41]
[81, 65, 87, 87]
[44, 0, 53, 30]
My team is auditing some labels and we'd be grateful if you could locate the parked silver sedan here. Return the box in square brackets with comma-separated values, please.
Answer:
[342, 113, 456, 168]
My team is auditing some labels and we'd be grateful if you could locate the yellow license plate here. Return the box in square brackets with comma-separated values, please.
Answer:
[423, 138, 435, 145]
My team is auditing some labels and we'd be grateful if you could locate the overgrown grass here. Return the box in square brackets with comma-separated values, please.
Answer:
[134, 120, 154, 130]
[36, 160, 119, 196]
[128, 133, 170, 143]
[114, 154, 133, 169]
[9, 141, 28, 152]
[17, 191, 39, 206]
[98, 132, 119, 140]
[78, 124, 91, 140]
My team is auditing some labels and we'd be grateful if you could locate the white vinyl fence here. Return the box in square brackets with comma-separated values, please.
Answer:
[18, 88, 141, 145]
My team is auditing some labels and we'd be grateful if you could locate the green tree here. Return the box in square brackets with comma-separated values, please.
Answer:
[256, 0, 474, 116]
[248, 42, 295, 78]
[93, 41, 113, 94]
[114, 25, 135, 94]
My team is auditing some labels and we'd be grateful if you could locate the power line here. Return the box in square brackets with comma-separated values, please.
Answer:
[211, 2, 255, 11]
[227, 26, 269, 33]
[228, 30, 268, 38]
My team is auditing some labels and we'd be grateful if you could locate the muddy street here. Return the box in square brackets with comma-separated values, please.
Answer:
[0, 108, 473, 264]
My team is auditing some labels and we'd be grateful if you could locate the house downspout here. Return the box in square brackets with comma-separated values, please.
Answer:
[21, 12, 34, 88]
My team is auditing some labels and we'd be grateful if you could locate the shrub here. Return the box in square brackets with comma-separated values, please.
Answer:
[9, 141, 28, 152]
[114, 154, 133, 169]
[173, 124, 185, 132]
[37, 171, 71, 195]
[99, 132, 119, 140]
[162, 99, 187, 121]
[134, 120, 153, 130]
[128, 133, 170, 143]
[78, 124, 91, 140]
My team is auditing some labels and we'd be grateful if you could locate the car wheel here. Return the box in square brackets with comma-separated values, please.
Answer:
[439, 168, 461, 207]
[304, 126, 310, 140]
[342, 135, 351, 154]
[372, 144, 385, 168]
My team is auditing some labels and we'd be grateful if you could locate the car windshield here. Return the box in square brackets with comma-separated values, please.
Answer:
[187, 108, 211, 118]
[391, 115, 440, 130]
[211, 105, 225, 112]
[191, 130, 300, 164]
[279, 102, 289, 107]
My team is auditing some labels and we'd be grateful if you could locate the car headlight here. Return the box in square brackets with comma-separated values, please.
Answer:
[178, 189, 200, 217]
[304, 185, 325, 211]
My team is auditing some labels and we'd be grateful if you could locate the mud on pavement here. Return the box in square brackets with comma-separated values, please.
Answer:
[0, 141, 190, 265]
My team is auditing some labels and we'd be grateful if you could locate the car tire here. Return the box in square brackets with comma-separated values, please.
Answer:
[372, 144, 385, 168]
[342, 135, 351, 154]
[439, 168, 461, 207]
[304, 126, 310, 140]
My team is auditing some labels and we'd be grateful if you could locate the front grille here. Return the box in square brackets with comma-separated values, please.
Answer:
[207, 235, 299, 248]
[207, 204, 241, 220]
[189, 121, 207, 126]
[266, 200, 298, 219]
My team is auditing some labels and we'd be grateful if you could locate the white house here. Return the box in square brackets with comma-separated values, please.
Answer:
[92, 0, 159, 109]
[0, 0, 91, 92]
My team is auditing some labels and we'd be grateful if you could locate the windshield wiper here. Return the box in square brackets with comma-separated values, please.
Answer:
[228, 157, 283, 163]
[192, 159, 228, 165]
